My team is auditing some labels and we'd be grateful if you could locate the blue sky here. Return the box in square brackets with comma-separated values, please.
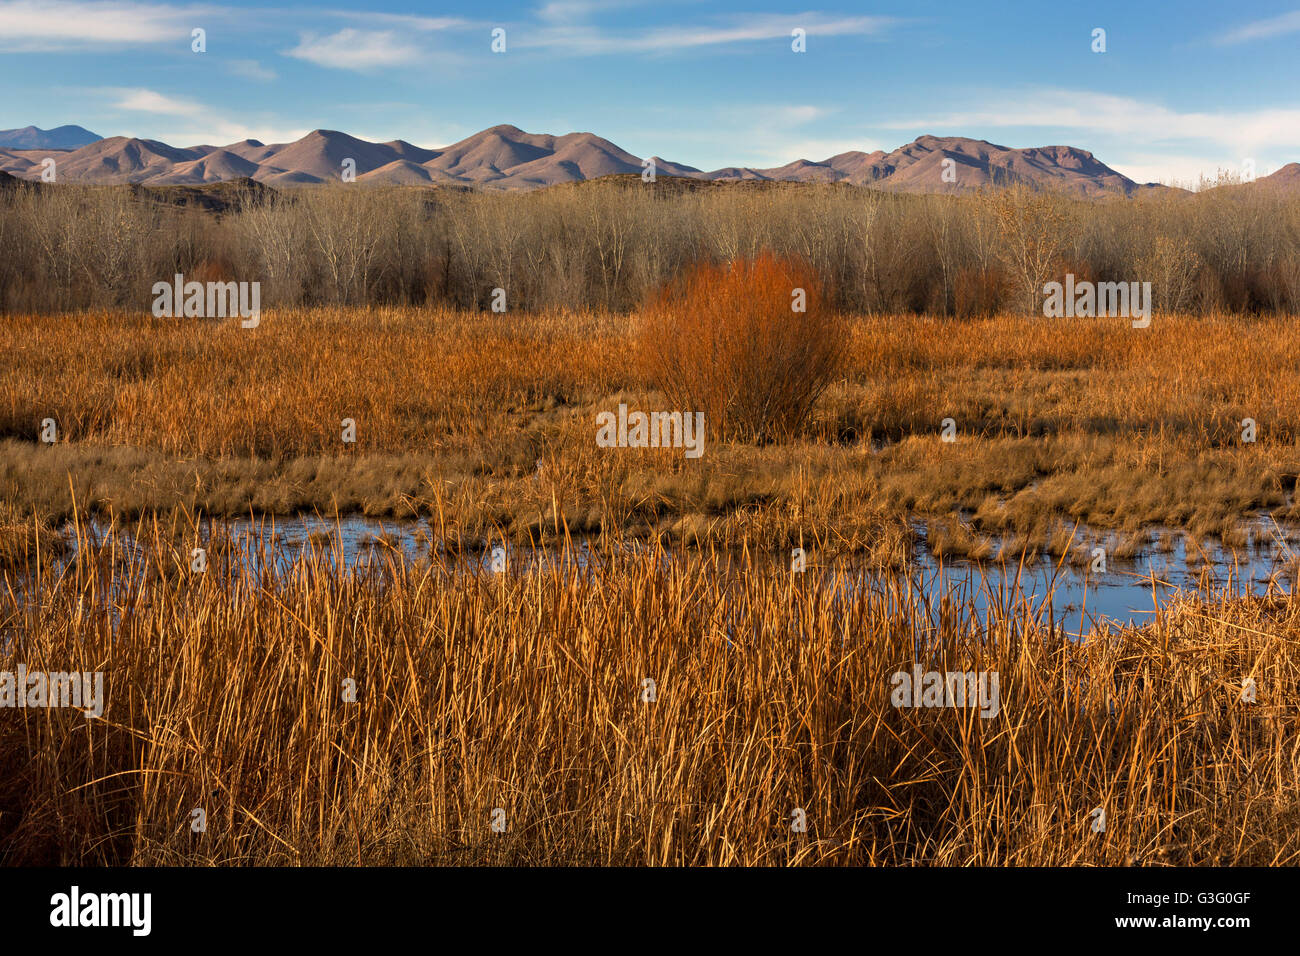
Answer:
[2, 0, 1299, 184]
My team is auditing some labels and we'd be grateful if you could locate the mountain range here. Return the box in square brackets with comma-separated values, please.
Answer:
[0, 124, 1295, 195]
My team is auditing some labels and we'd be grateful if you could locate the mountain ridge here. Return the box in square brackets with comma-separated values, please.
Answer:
[0, 124, 1231, 195]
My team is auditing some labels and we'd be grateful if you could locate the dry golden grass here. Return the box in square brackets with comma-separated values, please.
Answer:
[3, 307, 1300, 552]
[0, 503, 67, 571]
[1, 519, 1296, 865]
[4, 302, 1299, 867]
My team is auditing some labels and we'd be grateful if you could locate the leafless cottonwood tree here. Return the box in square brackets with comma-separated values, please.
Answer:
[3, 177, 1299, 315]
[993, 185, 1069, 314]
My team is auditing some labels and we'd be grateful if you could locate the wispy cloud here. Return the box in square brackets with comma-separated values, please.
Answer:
[535, 0, 653, 23]
[227, 58, 276, 81]
[133, 120, 311, 146]
[879, 88, 1300, 154]
[0, 0, 210, 52]
[284, 28, 426, 70]
[112, 87, 203, 115]
[517, 12, 896, 54]
[87, 84, 305, 145]
[284, 11, 467, 71]
[1215, 10, 1300, 45]
[771, 104, 832, 125]
[330, 11, 470, 31]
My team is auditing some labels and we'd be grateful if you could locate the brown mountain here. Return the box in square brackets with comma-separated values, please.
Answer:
[1255, 163, 1300, 190]
[706, 135, 1152, 195]
[168, 149, 260, 183]
[37, 136, 211, 182]
[0, 125, 1173, 195]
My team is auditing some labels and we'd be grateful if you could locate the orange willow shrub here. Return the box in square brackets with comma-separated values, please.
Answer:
[637, 253, 845, 443]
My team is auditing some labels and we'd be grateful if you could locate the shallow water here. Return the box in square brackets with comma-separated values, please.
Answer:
[916, 538, 1282, 636]
[13, 513, 1296, 638]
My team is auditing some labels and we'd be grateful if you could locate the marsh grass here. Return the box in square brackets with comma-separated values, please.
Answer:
[0, 503, 68, 571]
[0, 517, 1296, 865]
[3, 308, 1300, 552]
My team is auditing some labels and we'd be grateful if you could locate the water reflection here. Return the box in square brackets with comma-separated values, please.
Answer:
[9, 512, 1294, 638]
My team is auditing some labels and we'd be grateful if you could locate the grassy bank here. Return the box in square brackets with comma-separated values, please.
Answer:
[3, 308, 1300, 557]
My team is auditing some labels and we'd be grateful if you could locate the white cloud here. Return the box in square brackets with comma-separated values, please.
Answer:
[331, 11, 468, 31]
[772, 105, 831, 124]
[1216, 10, 1300, 44]
[535, 0, 653, 23]
[119, 120, 312, 147]
[87, 86, 306, 145]
[878, 88, 1300, 155]
[227, 58, 276, 81]
[0, 0, 210, 51]
[285, 28, 425, 70]
[517, 12, 896, 54]
[112, 87, 203, 115]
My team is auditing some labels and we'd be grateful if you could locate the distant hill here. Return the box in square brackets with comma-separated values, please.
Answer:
[0, 125, 101, 149]
[0, 124, 1185, 196]
[698, 135, 1159, 196]
[1255, 162, 1300, 190]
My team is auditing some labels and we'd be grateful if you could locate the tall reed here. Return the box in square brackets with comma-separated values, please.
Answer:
[1, 517, 1295, 865]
